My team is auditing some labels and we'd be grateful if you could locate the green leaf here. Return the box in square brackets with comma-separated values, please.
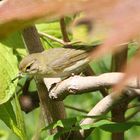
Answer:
[1, 32, 25, 49]
[42, 117, 77, 131]
[0, 130, 9, 140]
[45, 134, 60, 140]
[1, 31, 26, 61]
[0, 44, 18, 104]
[100, 121, 140, 132]
[80, 120, 112, 130]
[43, 116, 108, 132]
[0, 101, 22, 138]
[14, 92, 27, 140]
[54, 117, 77, 129]
[44, 118, 140, 139]
[37, 22, 63, 49]
[81, 120, 140, 132]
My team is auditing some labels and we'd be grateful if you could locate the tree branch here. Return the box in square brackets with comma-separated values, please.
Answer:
[46, 72, 139, 100]
[79, 89, 137, 138]
[64, 104, 88, 114]
[60, 18, 72, 48]
[39, 31, 80, 46]
[111, 46, 128, 140]
[22, 26, 66, 136]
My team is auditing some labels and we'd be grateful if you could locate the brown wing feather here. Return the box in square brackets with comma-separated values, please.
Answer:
[43, 48, 89, 71]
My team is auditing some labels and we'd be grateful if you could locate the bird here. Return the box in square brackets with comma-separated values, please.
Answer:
[19, 45, 98, 78]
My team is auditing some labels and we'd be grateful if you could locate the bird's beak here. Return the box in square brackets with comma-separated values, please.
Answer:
[11, 72, 23, 82]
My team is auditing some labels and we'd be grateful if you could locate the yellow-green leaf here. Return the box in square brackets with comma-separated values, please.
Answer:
[0, 44, 18, 104]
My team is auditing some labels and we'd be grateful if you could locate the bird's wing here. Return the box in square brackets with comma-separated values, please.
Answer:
[43, 48, 89, 71]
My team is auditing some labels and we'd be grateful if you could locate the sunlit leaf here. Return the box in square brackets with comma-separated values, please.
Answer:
[0, 44, 18, 104]
[36, 22, 62, 49]
[0, 130, 9, 140]
[1, 31, 26, 60]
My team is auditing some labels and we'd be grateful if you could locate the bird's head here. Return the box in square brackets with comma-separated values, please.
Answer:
[19, 53, 41, 75]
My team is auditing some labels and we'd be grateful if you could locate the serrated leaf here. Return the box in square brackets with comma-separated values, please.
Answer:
[0, 44, 18, 104]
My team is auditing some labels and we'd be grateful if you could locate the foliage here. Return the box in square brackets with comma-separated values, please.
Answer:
[0, 44, 18, 104]
[44, 118, 140, 140]
[0, 1, 140, 140]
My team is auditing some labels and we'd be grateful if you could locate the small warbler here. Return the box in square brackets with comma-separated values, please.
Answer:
[19, 46, 97, 78]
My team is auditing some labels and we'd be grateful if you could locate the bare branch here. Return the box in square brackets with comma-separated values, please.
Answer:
[46, 72, 139, 100]
[65, 104, 88, 114]
[43, 73, 139, 139]
[79, 89, 137, 138]
[60, 18, 71, 45]
[39, 31, 80, 46]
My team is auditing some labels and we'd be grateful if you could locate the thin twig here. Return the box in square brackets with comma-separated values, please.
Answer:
[64, 104, 88, 114]
[39, 31, 80, 46]
[60, 18, 71, 47]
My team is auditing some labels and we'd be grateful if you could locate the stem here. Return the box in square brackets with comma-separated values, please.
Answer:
[39, 31, 80, 46]
[22, 26, 66, 137]
[22, 26, 44, 53]
[65, 105, 88, 114]
[111, 101, 127, 140]
[111, 46, 128, 140]
[60, 18, 72, 47]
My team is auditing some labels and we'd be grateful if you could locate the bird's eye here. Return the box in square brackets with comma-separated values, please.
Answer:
[26, 65, 31, 71]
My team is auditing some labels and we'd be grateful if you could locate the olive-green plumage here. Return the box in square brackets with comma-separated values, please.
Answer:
[19, 47, 91, 78]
